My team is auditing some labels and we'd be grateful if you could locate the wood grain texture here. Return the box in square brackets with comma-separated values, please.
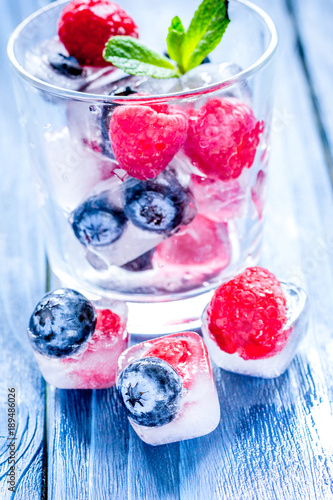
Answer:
[1, 0, 333, 498]
[0, 1, 48, 499]
[290, 0, 333, 176]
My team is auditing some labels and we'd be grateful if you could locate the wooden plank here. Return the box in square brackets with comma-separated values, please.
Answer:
[177, 0, 333, 498]
[288, 0, 333, 178]
[0, 1, 48, 498]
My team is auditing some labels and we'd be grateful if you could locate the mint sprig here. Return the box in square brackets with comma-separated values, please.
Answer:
[103, 0, 229, 78]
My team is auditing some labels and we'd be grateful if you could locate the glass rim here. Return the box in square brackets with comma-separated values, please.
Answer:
[7, 0, 278, 103]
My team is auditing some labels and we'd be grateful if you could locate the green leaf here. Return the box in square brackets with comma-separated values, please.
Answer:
[103, 36, 180, 79]
[166, 16, 186, 73]
[183, 0, 230, 72]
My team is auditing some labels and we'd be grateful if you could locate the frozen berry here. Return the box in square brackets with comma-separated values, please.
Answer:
[207, 267, 288, 360]
[144, 333, 207, 389]
[48, 53, 83, 77]
[118, 357, 183, 427]
[58, 0, 139, 67]
[71, 191, 127, 247]
[109, 105, 188, 179]
[124, 171, 195, 234]
[184, 98, 264, 181]
[155, 214, 231, 269]
[78, 308, 122, 354]
[28, 289, 96, 358]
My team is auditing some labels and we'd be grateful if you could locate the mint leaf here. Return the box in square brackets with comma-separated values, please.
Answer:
[103, 36, 180, 79]
[182, 0, 229, 72]
[166, 16, 186, 73]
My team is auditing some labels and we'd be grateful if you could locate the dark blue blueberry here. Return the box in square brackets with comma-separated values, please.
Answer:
[28, 289, 96, 358]
[118, 357, 183, 427]
[124, 172, 191, 234]
[48, 53, 83, 78]
[121, 249, 154, 272]
[71, 191, 127, 247]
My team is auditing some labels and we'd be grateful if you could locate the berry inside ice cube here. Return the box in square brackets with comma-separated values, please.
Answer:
[184, 97, 263, 181]
[118, 357, 183, 427]
[206, 267, 288, 360]
[144, 333, 210, 389]
[109, 104, 188, 180]
[58, 0, 139, 67]
[71, 191, 127, 247]
[48, 53, 83, 77]
[154, 214, 231, 269]
[123, 171, 196, 234]
[28, 288, 96, 358]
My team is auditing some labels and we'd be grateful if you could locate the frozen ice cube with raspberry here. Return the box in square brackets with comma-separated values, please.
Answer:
[154, 214, 231, 278]
[117, 332, 220, 446]
[69, 168, 197, 268]
[201, 267, 309, 378]
[184, 97, 264, 182]
[28, 288, 129, 389]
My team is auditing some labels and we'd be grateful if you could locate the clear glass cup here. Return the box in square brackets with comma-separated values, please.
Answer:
[8, 0, 278, 334]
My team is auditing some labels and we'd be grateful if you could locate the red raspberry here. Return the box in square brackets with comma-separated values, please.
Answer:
[58, 0, 139, 67]
[109, 105, 188, 179]
[207, 267, 288, 360]
[85, 308, 121, 352]
[144, 332, 209, 389]
[184, 98, 264, 181]
[155, 214, 231, 270]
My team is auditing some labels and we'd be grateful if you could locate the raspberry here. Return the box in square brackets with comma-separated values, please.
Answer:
[144, 333, 208, 389]
[58, 0, 139, 67]
[155, 214, 231, 269]
[109, 105, 188, 179]
[207, 267, 288, 360]
[184, 98, 264, 181]
[85, 308, 121, 352]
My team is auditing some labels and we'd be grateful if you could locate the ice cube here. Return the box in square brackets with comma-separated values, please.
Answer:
[191, 174, 246, 222]
[25, 38, 87, 91]
[169, 62, 251, 101]
[202, 281, 309, 378]
[251, 169, 266, 220]
[28, 290, 129, 389]
[69, 168, 197, 268]
[154, 214, 231, 276]
[44, 128, 119, 212]
[116, 332, 220, 446]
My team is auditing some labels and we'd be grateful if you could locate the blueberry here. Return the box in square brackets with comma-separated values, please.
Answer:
[48, 53, 83, 78]
[118, 357, 183, 427]
[28, 289, 96, 358]
[124, 172, 191, 234]
[71, 191, 127, 247]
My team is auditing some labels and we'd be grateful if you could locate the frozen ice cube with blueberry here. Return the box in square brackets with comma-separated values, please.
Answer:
[69, 168, 197, 268]
[25, 38, 87, 91]
[117, 332, 220, 445]
[201, 267, 309, 378]
[28, 288, 129, 389]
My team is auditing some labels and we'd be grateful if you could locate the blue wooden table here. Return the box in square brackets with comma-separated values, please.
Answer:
[1, 0, 333, 498]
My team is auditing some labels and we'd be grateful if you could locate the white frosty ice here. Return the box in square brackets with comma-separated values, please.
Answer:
[116, 332, 220, 446]
[201, 282, 309, 378]
[169, 62, 251, 101]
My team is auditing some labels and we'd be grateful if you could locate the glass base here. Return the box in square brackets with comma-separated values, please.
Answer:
[51, 247, 260, 335]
